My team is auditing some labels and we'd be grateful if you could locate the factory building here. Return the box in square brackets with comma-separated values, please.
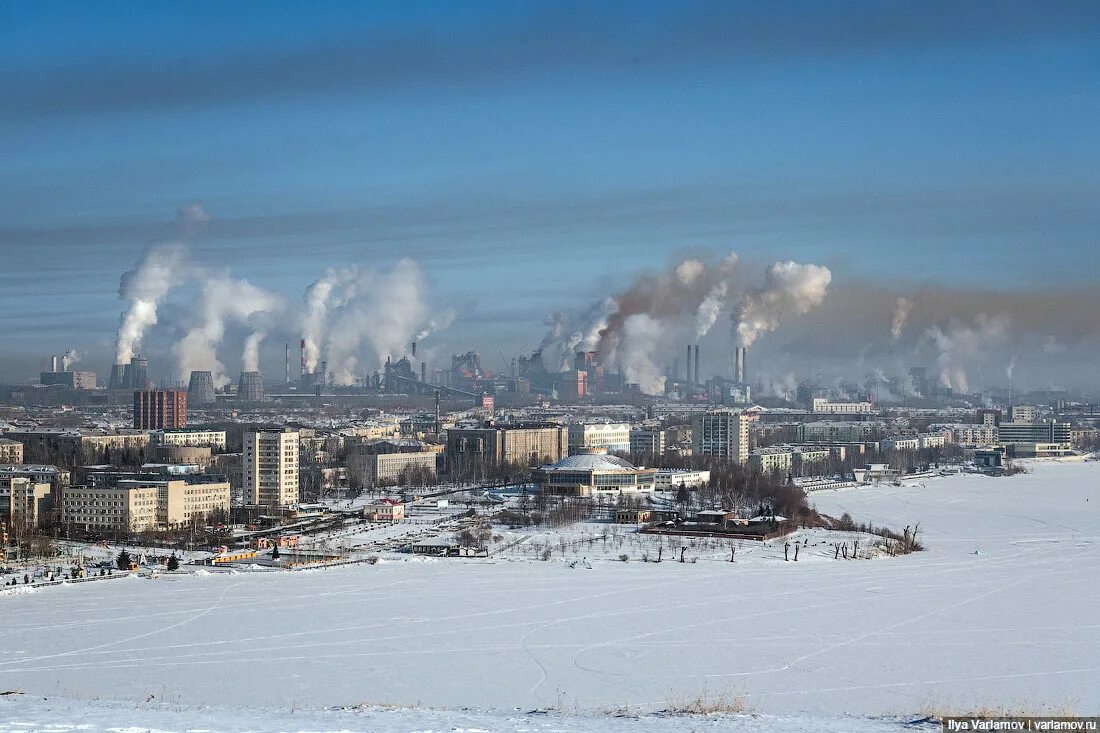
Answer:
[39, 370, 97, 390]
[533, 448, 656, 497]
[187, 371, 216, 406]
[0, 438, 24, 464]
[446, 424, 568, 466]
[243, 428, 300, 508]
[691, 409, 749, 464]
[134, 389, 187, 429]
[568, 422, 631, 455]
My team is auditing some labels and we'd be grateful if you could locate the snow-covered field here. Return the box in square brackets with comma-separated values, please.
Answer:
[1, 460, 1098, 730]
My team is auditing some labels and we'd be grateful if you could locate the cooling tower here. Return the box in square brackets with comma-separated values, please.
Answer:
[237, 371, 265, 402]
[109, 362, 126, 390]
[187, 370, 216, 406]
[128, 356, 149, 390]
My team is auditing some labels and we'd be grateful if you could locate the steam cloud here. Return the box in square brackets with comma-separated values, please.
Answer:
[539, 252, 741, 394]
[173, 276, 282, 387]
[920, 314, 1010, 394]
[115, 243, 189, 363]
[303, 259, 439, 386]
[734, 261, 832, 347]
[61, 349, 80, 370]
[891, 297, 913, 341]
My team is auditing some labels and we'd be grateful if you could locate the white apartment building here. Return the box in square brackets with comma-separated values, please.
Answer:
[154, 429, 227, 450]
[0, 477, 51, 529]
[351, 451, 437, 488]
[60, 485, 159, 533]
[691, 410, 749, 464]
[930, 423, 998, 446]
[568, 422, 632, 454]
[654, 468, 710, 490]
[812, 398, 875, 414]
[244, 428, 300, 508]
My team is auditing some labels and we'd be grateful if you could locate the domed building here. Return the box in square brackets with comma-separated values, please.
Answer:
[533, 448, 656, 497]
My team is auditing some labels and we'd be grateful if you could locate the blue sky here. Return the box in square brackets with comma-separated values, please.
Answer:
[0, 1, 1098, 384]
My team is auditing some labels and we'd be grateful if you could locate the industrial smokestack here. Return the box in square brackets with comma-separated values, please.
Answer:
[694, 344, 700, 385]
[300, 338, 306, 379]
[421, 361, 427, 383]
[285, 343, 290, 385]
[50, 355, 58, 372]
[735, 346, 747, 385]
[411, 341, 417, 358]
[686, 345, 692, 385]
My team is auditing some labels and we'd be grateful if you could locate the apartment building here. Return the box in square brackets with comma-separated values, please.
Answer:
[691, 409, 749, 464]
[60, 485, 159, 533]
[243, 428, 300, 508]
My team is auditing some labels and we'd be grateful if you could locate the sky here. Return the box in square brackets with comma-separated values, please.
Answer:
[0, 1, 1098, 393]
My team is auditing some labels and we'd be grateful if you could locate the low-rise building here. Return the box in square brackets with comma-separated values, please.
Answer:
[0, 438, 24, 464]
[60, 484, 159, 533]
[533, 449, 656, 497]
[0, 464, 70, 491]
[998, 420, 1072, 447]
[568, 422, 632, 455]
[153, 428, 227, 450]
[363, 498, 405, 522]
[349, 451, 437, 488]
[812, 398, 874, 414]
[654, 468, 710, 490]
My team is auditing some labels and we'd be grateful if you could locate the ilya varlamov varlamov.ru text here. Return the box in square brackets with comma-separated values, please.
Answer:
[944, 719, 1099, 732]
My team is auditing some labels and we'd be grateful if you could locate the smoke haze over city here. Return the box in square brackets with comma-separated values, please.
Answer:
[1, 1, 1098, 395]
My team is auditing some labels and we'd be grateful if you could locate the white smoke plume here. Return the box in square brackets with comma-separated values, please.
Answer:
[242, 331, 266, 373]
[61, 349, 80, 370]
[305, 259, 439, 386]
[891, 297, 913, 341]
[301, 267, 359, 374]
[693, 253, 739, 338]
[735, 261, 832, 347]
[115, 243, 190, 363]
[415, 309, 456, 342]
[174, 276, 282, 387]
[920, 313, 1010, 394]
[618, 314, 668, 395]
[538, 252, 740, 392]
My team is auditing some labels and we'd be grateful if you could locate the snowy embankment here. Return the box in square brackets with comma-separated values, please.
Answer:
[0, 695, 933, 733]
[0, 461, 1097, 725]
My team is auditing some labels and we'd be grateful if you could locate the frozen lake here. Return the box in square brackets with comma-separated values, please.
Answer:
[2, 460, 1098, 717]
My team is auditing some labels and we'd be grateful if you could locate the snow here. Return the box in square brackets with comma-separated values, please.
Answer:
[0, 695, 931, 733]
[1, 462, 1098, 724]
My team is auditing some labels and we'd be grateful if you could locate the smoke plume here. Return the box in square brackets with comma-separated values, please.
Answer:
[304, 259, 439, 385]
[116, 243, 189, 363]
[242, 331, 266, 373]
[538, 252, 740, 393]
[61, 349, 80, 370]
[735, 261, 832, 347]
[174, 276, 281, 386]
[920, 313, 1010, 394]
[890, 297, 913, 341]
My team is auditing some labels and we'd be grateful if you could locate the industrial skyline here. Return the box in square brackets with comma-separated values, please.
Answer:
[2, 1, 1099, 392]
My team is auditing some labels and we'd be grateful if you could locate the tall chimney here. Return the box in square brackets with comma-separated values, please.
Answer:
[434, 389, 441, 434]
[421, 361, 427, 382]
[694, 344, 700, 385]
[50, 355, 58, 372]
[686, 345, 692, 385]
[285, 343, 290, 385]
[735, 346, 747, 385]
[300, 338, 306, 378]
[411, 341, 417, 358]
